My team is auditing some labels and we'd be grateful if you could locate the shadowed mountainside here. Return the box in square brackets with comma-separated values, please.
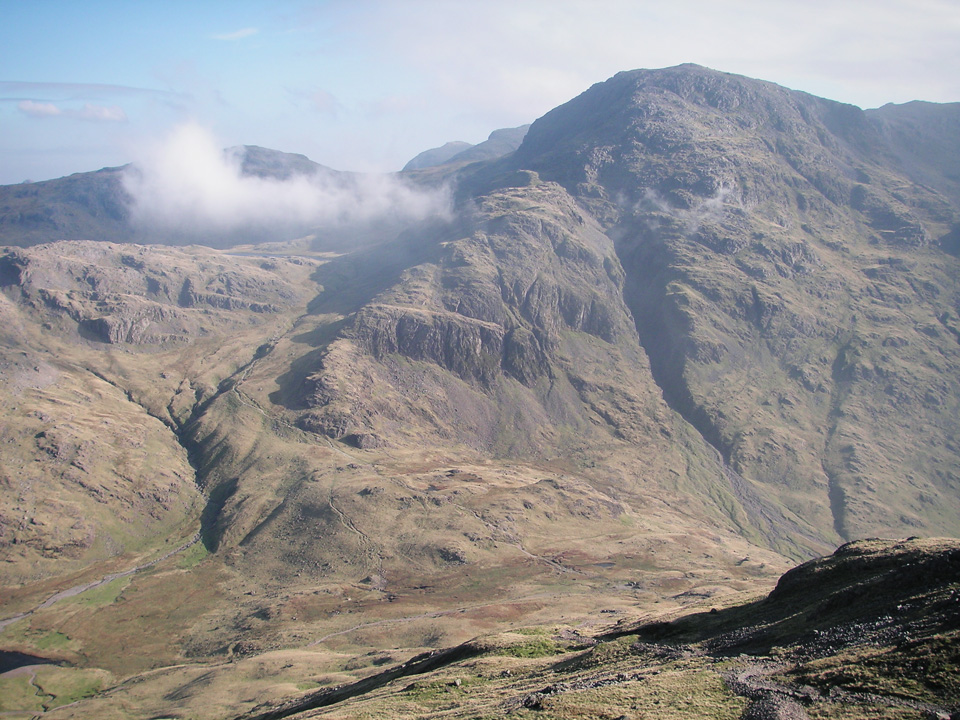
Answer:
[866, 100, 960, 209]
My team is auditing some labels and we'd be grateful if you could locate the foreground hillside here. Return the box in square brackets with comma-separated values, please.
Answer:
[0, 234, 791, 717]
[1, 64, 959, 718]
[4, 538, 956, 719]
[229, 537, 960, 720]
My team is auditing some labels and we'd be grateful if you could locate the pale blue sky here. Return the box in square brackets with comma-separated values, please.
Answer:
[2, 0, 959, 184]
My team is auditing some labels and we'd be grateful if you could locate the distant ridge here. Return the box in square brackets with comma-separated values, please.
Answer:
[402, 124, 530, 171]
[401, 141, 474, 171]
[0, 146, 347, 248]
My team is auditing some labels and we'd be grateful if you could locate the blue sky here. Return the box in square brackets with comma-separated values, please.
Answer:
[2, 0, 959, 185]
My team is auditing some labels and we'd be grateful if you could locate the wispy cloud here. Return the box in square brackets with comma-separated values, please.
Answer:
[637, 186, 738, 236]
[17, 100, 61, 117]
[0, 80, 186, 102]
[212, 27, 259, 41]
[16, 99, 127, 122]
[76, 103, 127, 122]
[122, 123, 452, 234]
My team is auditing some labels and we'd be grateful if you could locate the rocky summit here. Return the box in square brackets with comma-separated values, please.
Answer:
[0, 64, 958, 720]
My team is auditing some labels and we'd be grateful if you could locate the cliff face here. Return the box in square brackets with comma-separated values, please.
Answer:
[296, 181, 663, 452]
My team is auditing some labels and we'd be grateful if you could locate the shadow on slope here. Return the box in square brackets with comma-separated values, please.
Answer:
[615, 537, 960, 656]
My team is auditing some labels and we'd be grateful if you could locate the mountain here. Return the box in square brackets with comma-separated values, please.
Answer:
[506, 64, 960, 543]
[438, 124, 531, 166]
[866, 100, 960, 209]
[0, 166, 132, 246]
[1, 64, 959, 719]
[232, 145, 341, 181]
[401, 124, 530, 171]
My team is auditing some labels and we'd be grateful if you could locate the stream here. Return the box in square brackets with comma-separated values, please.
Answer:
[0, 531, 201, 634]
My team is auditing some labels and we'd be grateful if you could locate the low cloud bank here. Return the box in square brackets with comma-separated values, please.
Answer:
[636, 185, 738, 235]
[123, 123, 451, 238]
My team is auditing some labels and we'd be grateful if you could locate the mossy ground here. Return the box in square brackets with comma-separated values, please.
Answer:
[0, 665, 110, 716]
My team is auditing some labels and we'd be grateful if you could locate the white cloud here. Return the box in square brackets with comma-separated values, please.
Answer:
[638, 186, 737, 236]
[213, 27, 259, 41]
[122, 123, 452, 234]
[1, 80, 184, 100]
[17, 100, 62, 117]
[76, 103, 127, 122]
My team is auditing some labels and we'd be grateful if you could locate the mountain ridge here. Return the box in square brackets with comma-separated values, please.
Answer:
[401, 125, 530, 172]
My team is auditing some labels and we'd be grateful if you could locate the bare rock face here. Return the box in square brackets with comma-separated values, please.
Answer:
[352, 303, 506, 385]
